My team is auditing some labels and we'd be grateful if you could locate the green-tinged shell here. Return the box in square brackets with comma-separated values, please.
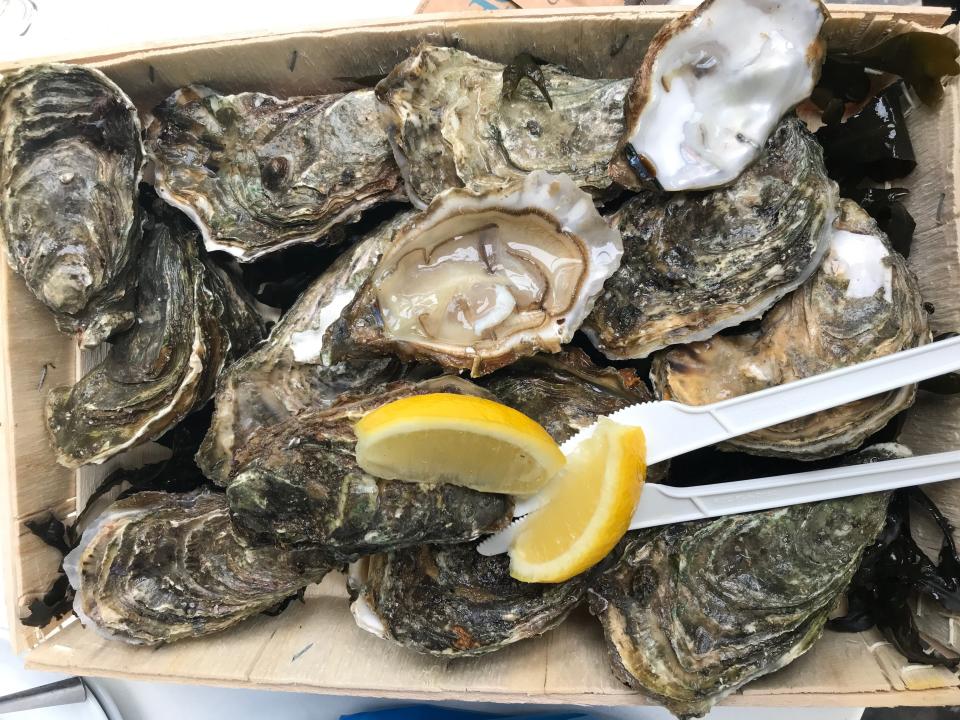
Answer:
[0, 64, 144, 347]
[349, 541, 584, 657]
[377, 45, 629, 208]
[147, 86, 402, 261]
[196, 213, 414, 486]
[64, 490, 332, 645]
[45, 201, 265, 468]
[225, 376, 513, 560]
[588, 445, 899, 719]
[585, 117, 837, 360]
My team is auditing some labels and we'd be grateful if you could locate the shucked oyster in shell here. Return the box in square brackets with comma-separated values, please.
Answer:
[377, 45, 630, 208]
[332, 171, 622, 377]
[147, 86, 402, 261]
[226, 376, 512, 560]
[0, 64, 144, 347]
[652, 200, 929, 460]
[65, 490, 333, 645]
[197, 213, 414, 486]
[46, 201, 265, 468]
[587, 118, 837, 360]
[588, 445, 898, 718]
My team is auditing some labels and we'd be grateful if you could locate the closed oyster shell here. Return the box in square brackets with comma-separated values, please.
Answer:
[586, 118, 837, 360]
[46, 202, 265, 468]
[588, 447, 896, 718]
[197, 213, 414, 486]
[64, 490, 332, 645]
[147, 86, 402, 261]
[651, 200, 930, 460]
[377, 45, 630, 208]
[332, 171, 622, 377]
[0, 64, 144, 347]
[226, 376, 512, 560]
[348, 541, 584, 657]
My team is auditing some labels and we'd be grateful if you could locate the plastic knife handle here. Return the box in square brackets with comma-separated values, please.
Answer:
[630, 450, 960, 529]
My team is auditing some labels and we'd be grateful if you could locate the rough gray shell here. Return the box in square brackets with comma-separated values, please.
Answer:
[0, 64, 144, 347]
[147, 86, 402, 261]
[64, 490, 332, 645]
[376, 45, 629, 208]
[585, 117, 837, 359]
[651, 200, 930, 460]
[196, 213, 414, 486]
[587, 445, 898, 718]
[349, 541, 584, 657]
[45, 201, 265, 468]
[225, 376, 513, 560]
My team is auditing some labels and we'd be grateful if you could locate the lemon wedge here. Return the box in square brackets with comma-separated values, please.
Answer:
[354, 392, 565, 494]
[509, 418, 646, 583]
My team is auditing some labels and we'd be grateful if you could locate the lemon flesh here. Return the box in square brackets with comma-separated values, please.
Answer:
[355, 393, 565, 495]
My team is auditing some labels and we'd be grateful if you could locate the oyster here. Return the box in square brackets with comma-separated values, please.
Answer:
[147, 86, 402, 261]
[376, 45, 630, 208]
[608, 0, 826, 191]
[46, 202, 265, 468]
[588, 446, 897, 718]
[65, 490, 332, 645]
[349, 541, 584, 657]
[225, 376, 512, 559]
[651, 199, 929, 460]
[587, 118, 837, 360]
[0, 64, 144, 347]
[332, 171, 623, 377]
[196, 213, 415, 486]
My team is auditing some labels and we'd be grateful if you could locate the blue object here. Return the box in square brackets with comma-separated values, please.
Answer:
[341, 706, 592, 720]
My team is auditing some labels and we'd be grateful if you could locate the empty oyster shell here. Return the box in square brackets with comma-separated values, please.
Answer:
[65, 490, 332, 645]
[588, 445, 897, 718]
[226, 376, 512, 560]
[608, 0, 827, 191]
[377, 45, 630, 208]
[587, 118, 836, 360]
[196, 213, 414, 486]
[147, 86, 402, 261]
[332, 171, 623, 377]
[651, 200, 929, 460]
[0, 64, 144, 347]
[46, 201, 265, 468]
[348, 541, 584, 657]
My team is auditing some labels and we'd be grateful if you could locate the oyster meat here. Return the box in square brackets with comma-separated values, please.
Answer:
[652, 199, 929, 460]
[587, 118, 837, 360]
[332, 171, 623, 377]
[196, 213, 415, 486]
[377, 45, 630, 208]
[65, 490, 332, 645]
[588, 445, 898, 718]
[46, 201, 265, 468]
[147, 86, 402, 261]
[349, 541, 584, 657]
[0, 64, 144, 347]
[225, 376, 512, 560]
[608, 0, 826, 191]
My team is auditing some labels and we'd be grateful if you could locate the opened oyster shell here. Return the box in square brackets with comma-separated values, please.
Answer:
[226, 376, 512, 559]
[0, 64, 144, 347]
[588, 445, 898, 718]
[65, 490, 332, 645]
[652, 200, 929, 460]
[377, 45, 630, 208]
[608, 0, 827, 191]
[332, 171, 622, 377]
[587, 118, 836, 360]
[349, 541, 584, 657]
[197, 213, 414, 485]
[46, 201, 265, 468]
[147, 86, 402, 261]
